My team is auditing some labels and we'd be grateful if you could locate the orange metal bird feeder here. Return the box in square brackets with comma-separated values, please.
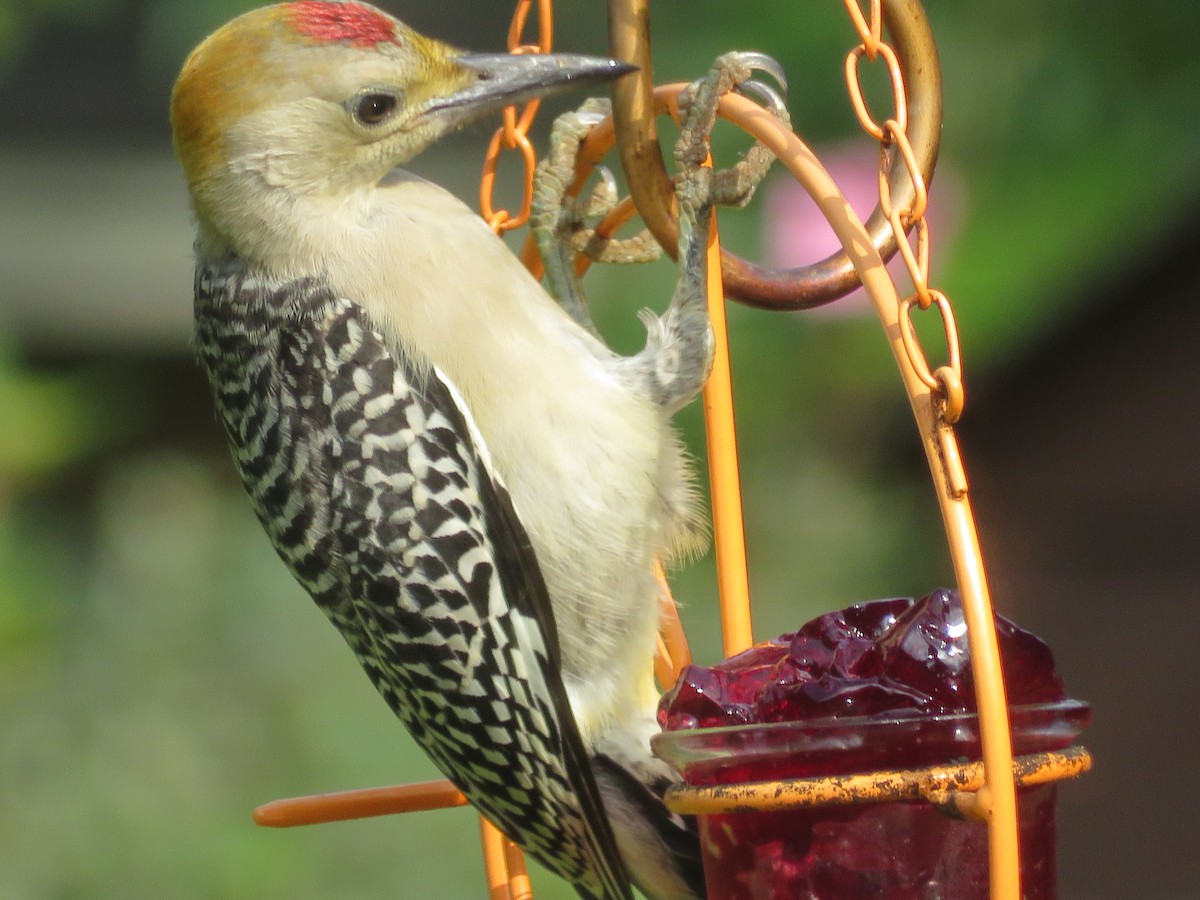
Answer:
[252, 1, 1092, 897]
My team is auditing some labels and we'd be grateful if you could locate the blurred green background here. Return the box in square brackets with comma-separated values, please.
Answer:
[2, 0, 1197, 897]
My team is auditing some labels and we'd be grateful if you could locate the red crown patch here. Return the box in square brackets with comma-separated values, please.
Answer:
[285, 1, 400, 48]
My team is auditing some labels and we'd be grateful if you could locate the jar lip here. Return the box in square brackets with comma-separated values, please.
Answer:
[653, 699, 1091, 747]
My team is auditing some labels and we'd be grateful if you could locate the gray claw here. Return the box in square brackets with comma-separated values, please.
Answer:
[733, 79, 790, 123]
[581, 166, 619, 219]
[730, 50, 788, 99]
[571, 102, 612, 131]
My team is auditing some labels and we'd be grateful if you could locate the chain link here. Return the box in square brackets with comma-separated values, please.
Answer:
[480, 0, 554, 233]
[842, 0, 964, 423]
[878, 121, 927, 224]
[843, 0, 883, 58]
[845, 42, 907, 140]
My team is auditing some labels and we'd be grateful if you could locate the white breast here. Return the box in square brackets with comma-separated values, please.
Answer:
[307, 173, 672, 738]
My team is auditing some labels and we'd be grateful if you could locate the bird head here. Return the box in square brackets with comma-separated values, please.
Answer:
[171, 0, 631, 255]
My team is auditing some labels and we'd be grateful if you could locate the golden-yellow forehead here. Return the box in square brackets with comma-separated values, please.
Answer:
[170, 7, 287, 185]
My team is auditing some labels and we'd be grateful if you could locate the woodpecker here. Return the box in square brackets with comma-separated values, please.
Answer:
[172, 3, 729, 898]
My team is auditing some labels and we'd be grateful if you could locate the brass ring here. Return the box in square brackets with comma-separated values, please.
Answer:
[607, 0, 942, 310]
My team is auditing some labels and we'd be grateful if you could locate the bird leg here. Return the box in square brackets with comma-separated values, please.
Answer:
[532, 98, 661, 335]
[626, 51, 790, 415]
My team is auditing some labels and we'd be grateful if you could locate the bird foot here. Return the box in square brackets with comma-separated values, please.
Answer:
[674, 50, 790, 213]
[534, 98, 614, 237]
[533, 99, 664, 332]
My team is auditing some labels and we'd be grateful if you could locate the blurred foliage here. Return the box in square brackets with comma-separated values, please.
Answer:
[0, 338, 127, 653]
[0, 452, 498, 899]
[0, 0, 1195, 897]
[0, 0, 119, 72]
[0, 355, 109, 483]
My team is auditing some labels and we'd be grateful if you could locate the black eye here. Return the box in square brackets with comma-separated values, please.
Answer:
[355, 92, 397, 125]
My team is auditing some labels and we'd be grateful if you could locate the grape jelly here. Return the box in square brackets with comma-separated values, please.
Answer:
[654, 590, 1090, 899]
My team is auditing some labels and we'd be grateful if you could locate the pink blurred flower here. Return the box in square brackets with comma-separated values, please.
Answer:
[762, 143, 961, 317]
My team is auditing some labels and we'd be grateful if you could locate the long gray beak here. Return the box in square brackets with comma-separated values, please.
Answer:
[428, 52, 635, 127]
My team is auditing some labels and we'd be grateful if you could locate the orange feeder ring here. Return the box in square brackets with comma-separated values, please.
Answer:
[252, 1, 1092, 898]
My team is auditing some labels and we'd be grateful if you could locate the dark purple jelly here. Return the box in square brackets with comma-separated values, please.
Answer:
[659, 589, 1067, 731]
[654, 590, 1088, 900]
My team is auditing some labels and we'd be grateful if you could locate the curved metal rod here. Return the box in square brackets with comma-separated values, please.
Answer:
[662, 746, 1093, 815]
[607, 0, 942, 310]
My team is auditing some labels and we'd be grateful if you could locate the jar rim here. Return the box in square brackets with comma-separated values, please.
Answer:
[651, 699, 1091, 771]
[656, 699, 1089, 741]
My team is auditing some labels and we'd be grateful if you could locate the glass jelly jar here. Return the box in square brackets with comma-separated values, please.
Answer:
[652, 701, 1090, 900]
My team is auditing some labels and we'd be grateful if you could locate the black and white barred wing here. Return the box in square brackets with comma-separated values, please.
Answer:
[310, 300, 632, 900]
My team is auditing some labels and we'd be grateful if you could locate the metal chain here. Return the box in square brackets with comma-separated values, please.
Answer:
[479, 7, 555, 891]
[842, 0, 964, 424]
[480, 0, 554, 234]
